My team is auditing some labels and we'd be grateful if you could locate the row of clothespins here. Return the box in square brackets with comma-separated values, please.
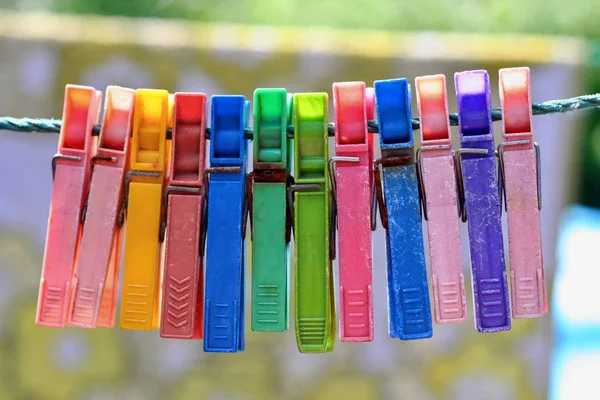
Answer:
[36, 66, 546, 353]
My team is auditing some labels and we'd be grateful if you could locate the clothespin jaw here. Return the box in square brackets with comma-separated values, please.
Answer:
[498, 67, 547, 318]
[119, 89, 169, 331]
[159, 92, 207, 339]
[330, 81, 374, 342]
[373, 78, 432, 339]
[290, 93, 335, 353]
[37, 85, 102, 328]
[69, 86, 135, 329]
[455, 70, 511, 332]
[414, 75, 467, 325]
[202, 95, 247, 352]
[249, 88, 291, 332]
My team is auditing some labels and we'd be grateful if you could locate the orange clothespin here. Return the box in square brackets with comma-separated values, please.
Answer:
[68, 86, 135, 328]
[36, 85, 102, 327]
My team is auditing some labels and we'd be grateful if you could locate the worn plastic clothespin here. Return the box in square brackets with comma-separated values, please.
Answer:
[289, 93, 336, 353]
[248, 88, 290, 332]
[202, 95, 248, 352]
[414, 76, 467, 325]
[69, 86, 134, 328]
[36, 85, 102, 328]
[118, 89, 169, 331]
[330, 82, 374, 342]
[455, 70, 511, 332]
[373, 78, 433, 339]
[159, 92, 207, 339]
[498, 67, 547, 318]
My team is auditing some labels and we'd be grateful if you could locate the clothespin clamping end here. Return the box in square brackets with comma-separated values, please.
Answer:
[373, 78, 432, 340]
[248, 88, 291, 332]
[159, 92, 208, 339]
[36, 85, 102, 328]
[118, 89, 169, 331]
[288, 93, 336, 353]
[414, 75, 466, 325]
[69, 86, 135, 329]
[498, 67, 546, 318]
[330, 82, 375, 342]
[201, 95, 248, 352]
[454, 70, 511, 332]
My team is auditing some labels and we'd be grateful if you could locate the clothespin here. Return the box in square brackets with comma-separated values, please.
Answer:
[288, 93, 335, 353]
[36, 85, 102, 328]
[373, 78, 433, 340]
[201, 95, 248, 352]
[69, 86, 135, 328]
[454, 70, 511, 332]
[498, 67, 547, 318]
[118, 89, 169, 331]
[414, 75, 467, 325]
[330, 82, 374, 342]
[159, 92, 207, 339]
[248, 88, 290, 332]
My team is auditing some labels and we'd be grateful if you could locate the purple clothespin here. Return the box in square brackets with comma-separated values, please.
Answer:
[454, 70, 511, 332]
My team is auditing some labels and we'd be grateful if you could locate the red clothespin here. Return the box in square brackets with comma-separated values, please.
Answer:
[68, 86, 135, 328]
[498, 67, 547, 318]
[159, 92, 207, 339]
[36, 85, 102, 328]
[331, 82, 375, 342]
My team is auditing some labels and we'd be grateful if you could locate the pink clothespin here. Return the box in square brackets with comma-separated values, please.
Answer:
[36, 85, 102, 327]
[331, 81, 375, 342]
[68, 86, 135, 328]
[498, 67, 547, 318]
[415, 75, 467, 324]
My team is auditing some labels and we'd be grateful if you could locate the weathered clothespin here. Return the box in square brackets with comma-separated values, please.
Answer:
[498, 67, 547, 318]
[331, 81, 374, 342]
[374, 78, 433, 339]
[248, 88, 291, 332]
[202, 95, 248, 352]
[454, 70, 511, 332]
[414, 75, 467, 325]
[36, 85, 102, 328]
[118, 89, 169, 331]
[69, 86, 134, 328]
[159, 92, 207, 339]
[289, 93, 336, 353]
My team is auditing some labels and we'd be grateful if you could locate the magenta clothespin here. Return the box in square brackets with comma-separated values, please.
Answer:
[36, 85, 102, 327]
[415, 75, 467, 324]
[498, 67, 547, 318]
[331, 81, 375, 342]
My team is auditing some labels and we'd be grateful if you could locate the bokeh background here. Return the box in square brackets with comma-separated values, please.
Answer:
[0, 1, 600, 399]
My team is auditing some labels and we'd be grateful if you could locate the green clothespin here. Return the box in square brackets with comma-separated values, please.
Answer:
[288, 93, 336, 353]
[248, 88, 290, 332]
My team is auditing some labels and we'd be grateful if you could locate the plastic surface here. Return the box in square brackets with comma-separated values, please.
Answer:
[250, 88, 290, 332]
[119, 89, 168, 331]
[455, 70, 511, 332]
[69, 86, 134, 328]
[203, 95, 248, 352]
[36, 85, 102, 328]
[415, 75, 467, 324]
[292, 93, 336, 353]
[374, 78, 433, 339]
[499, 67, 547, 318]
[160, 92, 207, 339]
[332, 82, 374, 342]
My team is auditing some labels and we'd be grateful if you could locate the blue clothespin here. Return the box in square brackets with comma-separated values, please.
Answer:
[201, 95, 249, 352]
[373, 78, 432, 340]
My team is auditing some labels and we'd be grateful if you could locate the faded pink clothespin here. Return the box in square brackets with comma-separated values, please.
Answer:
[498, 67, 547, 318]
[415, 75, 467, 324]
[36, 85, 102, 328]
[69, 86, 135, 328]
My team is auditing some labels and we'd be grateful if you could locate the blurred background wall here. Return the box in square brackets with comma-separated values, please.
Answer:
[0, 1, 599, 399]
